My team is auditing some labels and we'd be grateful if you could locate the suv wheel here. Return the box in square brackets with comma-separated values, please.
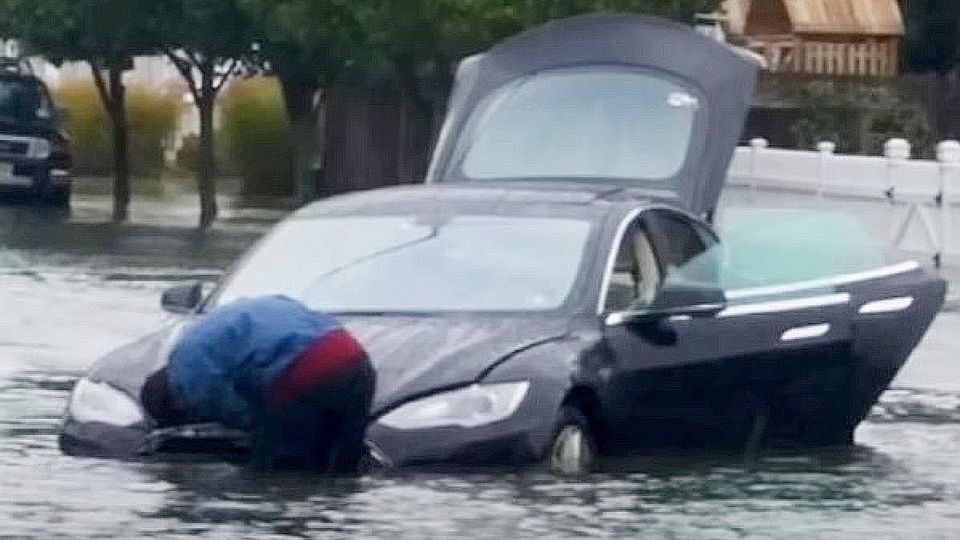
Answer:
[42, 185, 70, 208]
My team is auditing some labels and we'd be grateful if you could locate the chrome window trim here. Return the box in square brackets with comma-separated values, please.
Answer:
[596, 204, 711, 315]
[725, 261, 921, 301]
[719, 293, 851, 318]
[597, 208, 922, 318]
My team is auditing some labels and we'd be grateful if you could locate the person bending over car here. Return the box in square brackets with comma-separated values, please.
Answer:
[141, 295, 375, 472]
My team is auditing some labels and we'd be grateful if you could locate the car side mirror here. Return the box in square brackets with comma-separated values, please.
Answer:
[161, 282, 204, 314]
[605, 283, 726, 327]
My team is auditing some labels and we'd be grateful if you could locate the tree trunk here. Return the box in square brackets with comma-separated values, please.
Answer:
[109, 68, 130, 222]
[92, 64, 131, 222]
[278, 74, 321, 205]
[196, 65, 218, 229]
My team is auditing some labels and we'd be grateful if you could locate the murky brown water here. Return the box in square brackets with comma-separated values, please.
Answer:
[2, 199, 960, 539]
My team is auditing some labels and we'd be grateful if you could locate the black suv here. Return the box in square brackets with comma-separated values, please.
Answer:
[0, 64, 72, 207]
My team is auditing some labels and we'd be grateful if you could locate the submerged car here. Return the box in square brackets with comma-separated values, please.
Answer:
[60, 15, 946, 472]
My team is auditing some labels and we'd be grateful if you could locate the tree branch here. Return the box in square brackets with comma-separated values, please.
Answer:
[165, 47, 201, 103]
[212, 58, 238, 93]
[89, 61, 112, 112]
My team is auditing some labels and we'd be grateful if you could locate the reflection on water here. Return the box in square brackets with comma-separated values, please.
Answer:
[1, 205, 960, 538]
[3, 365, 960, 539]
[5, 349, 960, 538]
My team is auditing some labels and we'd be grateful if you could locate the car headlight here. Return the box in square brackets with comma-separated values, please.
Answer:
[377, 382, 529, 430]
[68, 379, 145, 427]
[30, 138, 51, 159]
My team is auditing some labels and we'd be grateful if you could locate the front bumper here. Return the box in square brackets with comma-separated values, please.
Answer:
[60, 416, 252, 460]
[59, 417, 151, 459]
[60, 375, 564, 468]
[0, 155, 70, 193]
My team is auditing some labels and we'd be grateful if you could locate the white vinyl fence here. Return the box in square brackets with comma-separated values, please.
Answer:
[726, 138, 960, 268]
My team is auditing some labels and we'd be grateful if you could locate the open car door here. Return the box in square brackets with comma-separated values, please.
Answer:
[719, 260, 946, 441]
[712, 210, 947, 443]
[600, 208, 946, 447]
[426, 14, 759, 218]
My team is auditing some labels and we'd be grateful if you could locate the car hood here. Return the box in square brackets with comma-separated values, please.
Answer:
[84, 315, 570, 418]
[425, 13, 758, 217]
[0, 117, 59, 138]
[84, 321, 188, 400]
[341, 315, 569, 415]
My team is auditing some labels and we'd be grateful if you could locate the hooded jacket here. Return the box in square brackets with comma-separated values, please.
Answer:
[167, 295, 343, 430]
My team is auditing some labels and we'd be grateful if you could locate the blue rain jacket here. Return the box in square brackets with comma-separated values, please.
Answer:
[167, 295, 342, 430]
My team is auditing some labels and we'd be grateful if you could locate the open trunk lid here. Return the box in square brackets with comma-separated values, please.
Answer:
[426, 14, 759, 217]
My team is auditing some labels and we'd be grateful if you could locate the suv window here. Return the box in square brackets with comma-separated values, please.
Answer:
[0, 78, 54, 123]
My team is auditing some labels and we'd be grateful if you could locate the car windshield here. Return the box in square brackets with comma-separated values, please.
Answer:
[213, 215, 593, 313]
[457, 67, 700, 183]
[0, 79, 53, 123]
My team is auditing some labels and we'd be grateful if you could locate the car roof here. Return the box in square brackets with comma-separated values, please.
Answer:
[294, 183, 673, 224]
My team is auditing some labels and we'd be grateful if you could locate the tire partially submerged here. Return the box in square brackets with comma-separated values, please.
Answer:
[549, 406, 596, 476]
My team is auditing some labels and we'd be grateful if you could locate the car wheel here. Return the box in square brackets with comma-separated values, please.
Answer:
[548, 406, 596, 476]
[42, 185, 71, 208]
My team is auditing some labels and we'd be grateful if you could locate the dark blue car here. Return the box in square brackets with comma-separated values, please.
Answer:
[60, 15, 945, 474]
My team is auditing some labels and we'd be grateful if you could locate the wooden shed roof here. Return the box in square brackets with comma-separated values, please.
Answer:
[723, 0, 905, 37]
[722, 0, 750, 35]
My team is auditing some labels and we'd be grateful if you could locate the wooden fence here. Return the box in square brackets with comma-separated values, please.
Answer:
[750, 39, 899, 77]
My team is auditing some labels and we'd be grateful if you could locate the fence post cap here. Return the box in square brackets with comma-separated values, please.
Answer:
[884, 138, 911, 160]
[937, 140, 960, 163]
[816, 141, 836, 153]
[749, 137, 769, 149]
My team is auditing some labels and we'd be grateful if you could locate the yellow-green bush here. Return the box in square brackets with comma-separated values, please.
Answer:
[55, 78, 183, 176]
[56, 81, 110, 175]
[220, 77, 294, 196]
[127, 85, 183, 174]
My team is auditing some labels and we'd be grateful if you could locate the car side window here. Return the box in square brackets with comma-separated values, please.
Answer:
[603, 221, 661, 312]
[643, 210, 720, 290]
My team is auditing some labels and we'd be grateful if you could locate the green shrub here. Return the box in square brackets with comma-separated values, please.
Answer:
[55, 78, 183, 177]
[791, 81, 936, 158]
[220, 77, 294, 196]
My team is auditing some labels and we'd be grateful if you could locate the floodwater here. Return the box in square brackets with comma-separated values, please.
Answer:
[2, 196, 960, 539]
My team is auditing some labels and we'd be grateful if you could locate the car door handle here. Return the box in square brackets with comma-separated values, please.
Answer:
[780, 323, 831, 342]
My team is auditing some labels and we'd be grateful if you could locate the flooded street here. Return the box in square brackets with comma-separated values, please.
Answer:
[2, 194, 960, 539]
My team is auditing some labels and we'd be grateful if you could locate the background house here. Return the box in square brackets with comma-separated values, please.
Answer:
[722, 0, 906, 77]
[718, 0, 936, 154]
